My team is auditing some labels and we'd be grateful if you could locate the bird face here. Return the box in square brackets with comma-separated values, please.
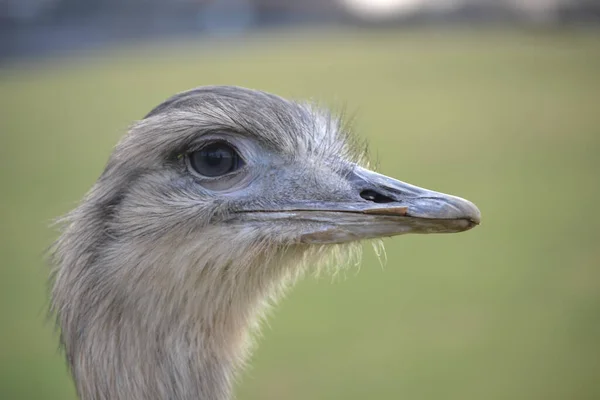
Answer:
[100, 86, 479, 253]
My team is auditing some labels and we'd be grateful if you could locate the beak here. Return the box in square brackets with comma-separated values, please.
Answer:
[235, 166, 481, 244]
[348, 166, 481, 225]
[301, 166, 481, 244]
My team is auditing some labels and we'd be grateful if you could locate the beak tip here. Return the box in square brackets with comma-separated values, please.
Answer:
[467, 217, 481, 230]
[459, 198, 481, 227]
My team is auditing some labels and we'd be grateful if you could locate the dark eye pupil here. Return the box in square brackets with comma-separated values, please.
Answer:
[189, 143, 241, 177]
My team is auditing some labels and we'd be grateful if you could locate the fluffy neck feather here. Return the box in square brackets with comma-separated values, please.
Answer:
[52, 222, 333, 400]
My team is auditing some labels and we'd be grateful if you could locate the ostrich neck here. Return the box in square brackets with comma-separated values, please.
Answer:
[70, 252, 294, 400]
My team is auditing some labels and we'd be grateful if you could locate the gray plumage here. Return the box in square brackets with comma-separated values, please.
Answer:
[50, 86, 480, 400]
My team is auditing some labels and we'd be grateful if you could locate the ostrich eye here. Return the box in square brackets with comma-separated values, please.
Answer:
[189, 142, 243, 177]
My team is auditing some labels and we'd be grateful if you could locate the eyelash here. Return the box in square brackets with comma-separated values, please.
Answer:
[184, 139, 238, 154]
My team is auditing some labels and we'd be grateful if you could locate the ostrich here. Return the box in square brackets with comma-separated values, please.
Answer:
[50, 86, 480, 400]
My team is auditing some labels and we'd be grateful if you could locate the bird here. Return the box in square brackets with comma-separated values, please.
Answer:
[50, 85, 481, 400]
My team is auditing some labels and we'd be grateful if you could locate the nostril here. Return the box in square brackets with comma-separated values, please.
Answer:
[360, 190, 395, 204]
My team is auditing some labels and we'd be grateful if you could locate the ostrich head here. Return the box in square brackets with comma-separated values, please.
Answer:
[51, 86, 480, 400]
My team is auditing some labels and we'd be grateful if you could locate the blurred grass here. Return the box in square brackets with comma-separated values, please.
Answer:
[1, 28, 599, 400]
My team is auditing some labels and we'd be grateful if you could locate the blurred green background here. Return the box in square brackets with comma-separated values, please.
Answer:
[1, 29, 599, 400]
